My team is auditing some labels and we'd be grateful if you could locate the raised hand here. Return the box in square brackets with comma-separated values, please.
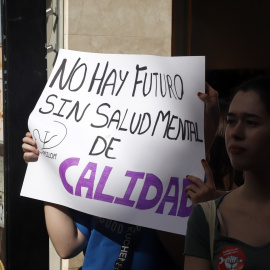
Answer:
[184, 159, 216, 204]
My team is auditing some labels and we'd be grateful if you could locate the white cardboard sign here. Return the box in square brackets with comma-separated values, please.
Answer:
[21, 49, 205, 235]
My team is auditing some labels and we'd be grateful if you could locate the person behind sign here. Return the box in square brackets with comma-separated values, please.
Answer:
[22, 83, 219, 270]
[184, 76, 270, 270]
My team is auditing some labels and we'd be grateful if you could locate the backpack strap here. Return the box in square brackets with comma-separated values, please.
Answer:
[199, 200, 216, 264]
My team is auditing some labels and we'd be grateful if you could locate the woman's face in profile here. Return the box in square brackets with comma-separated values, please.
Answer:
[225, 90, 270, 172]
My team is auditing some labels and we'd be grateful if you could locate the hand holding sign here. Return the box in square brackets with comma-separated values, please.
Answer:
[22, 132, 39, 163]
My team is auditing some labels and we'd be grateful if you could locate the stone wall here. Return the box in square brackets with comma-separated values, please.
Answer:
[65, 0, 172, 56]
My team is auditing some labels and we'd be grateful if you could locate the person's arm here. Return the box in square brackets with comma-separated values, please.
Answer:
[22, 132, 87, 258]
[44, 203, 87, 259]
[184, 255, 212, 270]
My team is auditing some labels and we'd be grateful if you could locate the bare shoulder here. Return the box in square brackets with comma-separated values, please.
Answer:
[218, 188, 243, 222]
[219, 188, 241, 208]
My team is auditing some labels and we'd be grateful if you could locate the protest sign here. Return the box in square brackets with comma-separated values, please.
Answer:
[21, 49, 205, 235]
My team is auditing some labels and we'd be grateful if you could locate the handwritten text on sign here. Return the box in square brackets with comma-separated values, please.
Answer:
[21, 49, 205, 235]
